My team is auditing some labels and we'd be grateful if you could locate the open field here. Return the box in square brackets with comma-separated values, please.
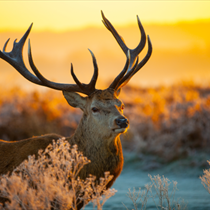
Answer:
[0, 18, 210, 210]
[0, 82, 210, 209]
[0, 82, 210, 167]
[0, 5, 210, 208]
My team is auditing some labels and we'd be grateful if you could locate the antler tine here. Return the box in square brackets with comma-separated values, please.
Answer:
[109, 50, 130, 89]
[102, 11, 152, 91]
[116, 56, 139, 90]
[0, 23, 99, 95]
[29, 40, 98, 95]
[132, 35, 152, 76]
[28, 39, 77, 91]
[19, 23, 33, 50]
[0, 23, 43, 85]
[70, 63, 84, 90]
[70, 49, 98, 93]
[88, 49, 98, 91]
[117, 35, 153, 89]
[134, 15, 147, 56]
[101, 11, 146, 70]
[101, 11, 127, 55]
[3, 38, 10, 52]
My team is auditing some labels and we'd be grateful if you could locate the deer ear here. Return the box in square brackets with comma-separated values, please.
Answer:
[63, 91, 87, 111]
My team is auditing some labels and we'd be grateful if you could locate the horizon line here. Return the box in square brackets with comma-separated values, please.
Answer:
[1, 18, 210, 33]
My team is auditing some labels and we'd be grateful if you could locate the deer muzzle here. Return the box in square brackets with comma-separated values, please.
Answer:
[115, 117, 129, 129]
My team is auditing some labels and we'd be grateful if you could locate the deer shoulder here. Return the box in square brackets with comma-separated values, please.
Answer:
[0, 133, 62, 175]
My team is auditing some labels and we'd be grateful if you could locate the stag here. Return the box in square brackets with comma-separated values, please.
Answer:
[0, 11, 152, 208]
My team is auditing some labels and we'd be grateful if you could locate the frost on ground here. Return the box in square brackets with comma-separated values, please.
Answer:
[123, 174, 187, 210]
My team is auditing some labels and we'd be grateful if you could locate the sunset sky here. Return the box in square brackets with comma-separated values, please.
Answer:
[1, 1, 210, 31]
[0, 1, 210, 90]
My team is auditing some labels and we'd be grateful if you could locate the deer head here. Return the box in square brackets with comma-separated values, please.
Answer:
[0, 11, 152, 141]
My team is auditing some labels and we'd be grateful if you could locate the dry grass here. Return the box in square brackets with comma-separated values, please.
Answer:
[0, 81, 210, 166]
[200, 160, 210, 194]
[0, 83, 209, 209]
[0, 138, 116, 210]
[0, 88, 80, 140]
[121, 81, 210, 164]
[123, 174, 187, 210]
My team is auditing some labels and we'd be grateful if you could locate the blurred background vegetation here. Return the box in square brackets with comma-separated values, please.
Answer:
[0, 82, 210, 170]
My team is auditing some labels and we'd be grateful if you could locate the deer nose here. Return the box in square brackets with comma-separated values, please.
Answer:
[115, 117, 129, 128]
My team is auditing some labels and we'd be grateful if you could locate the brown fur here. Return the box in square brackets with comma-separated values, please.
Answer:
[0, 88, 127, 208]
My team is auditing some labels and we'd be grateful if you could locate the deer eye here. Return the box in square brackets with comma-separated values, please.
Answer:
[92, 107, 99, 113]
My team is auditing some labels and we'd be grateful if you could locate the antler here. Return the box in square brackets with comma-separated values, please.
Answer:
[0, 11, 152, 95]
[101, 11, 152, 90]
[0, 24, 98, 95]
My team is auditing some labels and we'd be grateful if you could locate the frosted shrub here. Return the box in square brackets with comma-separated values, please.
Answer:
[200, 160, 210, 194]
[124, 174, 187, 210]
[0, 138, 116, 210]
[122, 185, 152, 210]
[90, 172, 117, 209]
[148, 175, 187, 210]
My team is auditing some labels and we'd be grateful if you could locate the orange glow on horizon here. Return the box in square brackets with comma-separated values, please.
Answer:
[0, 1, 210, 32]
[0, 1, 210, 89]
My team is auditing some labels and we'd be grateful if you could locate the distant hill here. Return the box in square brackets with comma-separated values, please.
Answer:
[0, 20, 209, 91]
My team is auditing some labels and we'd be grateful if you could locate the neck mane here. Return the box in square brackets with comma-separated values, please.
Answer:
[67, 113, 124, 184]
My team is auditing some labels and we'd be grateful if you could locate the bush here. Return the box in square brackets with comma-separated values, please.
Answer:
[1, 83, 210, 209]
[0, 138, 116, 210]
[123, 174, 187, 210]
[200, 160, 210, 194]
[1, 82, 210, 166]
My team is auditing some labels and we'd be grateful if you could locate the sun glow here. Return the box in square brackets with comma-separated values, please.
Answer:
[0, 1, 210, 89]
[0, 1, 210, 32]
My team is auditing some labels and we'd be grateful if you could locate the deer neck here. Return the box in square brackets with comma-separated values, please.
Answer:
[64, 89, 126, 181]
[70, 113, 124, 183]
[71, 114, 122, 156]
